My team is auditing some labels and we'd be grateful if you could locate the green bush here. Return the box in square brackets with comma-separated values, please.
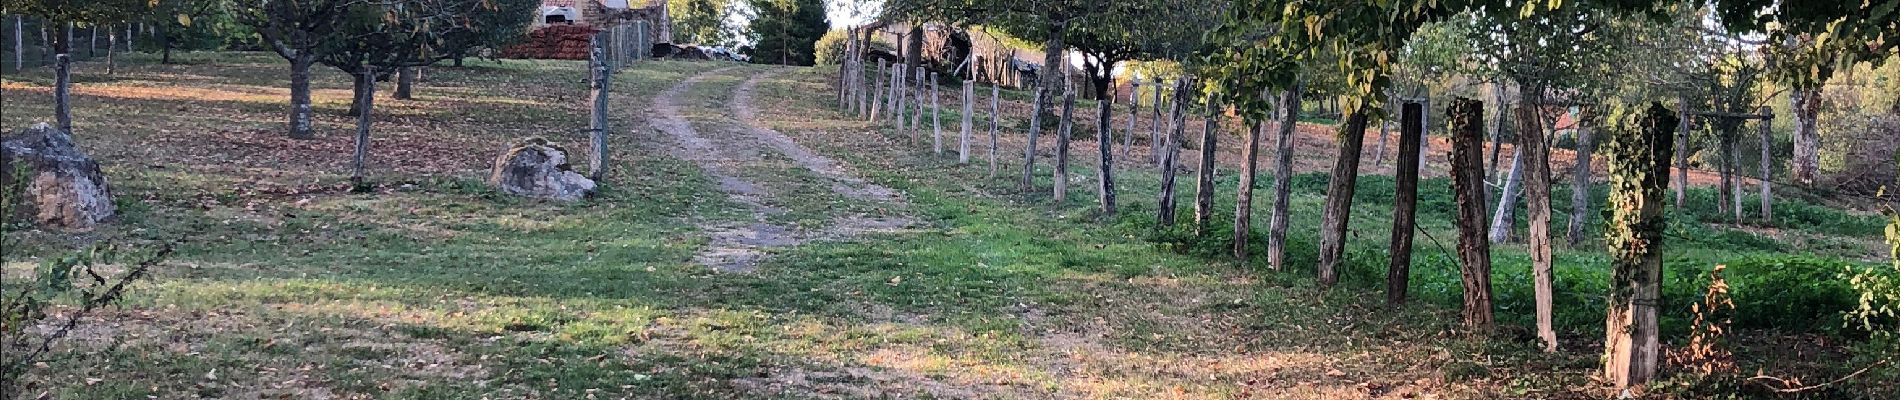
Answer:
[1723, 255, 1866, 333]
[814, 30, 894, 66]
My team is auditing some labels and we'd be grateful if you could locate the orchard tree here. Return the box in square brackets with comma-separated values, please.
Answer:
[1714, 0, 1899, 187]
[229, 0, 368, 139]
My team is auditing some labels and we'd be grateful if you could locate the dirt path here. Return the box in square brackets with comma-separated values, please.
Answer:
[647, 67, 913, 272]
[730, 70, 914, 237]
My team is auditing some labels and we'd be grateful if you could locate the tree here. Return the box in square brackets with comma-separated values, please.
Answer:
[1714, 0, 1900, 187]
[1602, 102, 1676, 388]
[670, 0, 737, 46]
[745, 0, 826, 66]
[230, 0, 366, 139]
[439, 0, 536, 67]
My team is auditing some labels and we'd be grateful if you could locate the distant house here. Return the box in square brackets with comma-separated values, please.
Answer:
[505, 0, 673, 60]
[534, 0, 673, 44]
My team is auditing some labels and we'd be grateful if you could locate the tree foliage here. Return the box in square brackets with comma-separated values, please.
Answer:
[744, 0, 827, 66]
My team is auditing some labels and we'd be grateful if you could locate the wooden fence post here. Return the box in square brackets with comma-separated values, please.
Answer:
[989, 84, 1000, 177]
[54, 54, 71, 133]
[932, 72, 943, 155]
[911, 67, 925, 144]
[870, 59, 886, 123]
[960, 80, 973, 163]
[589, 34, 611, 181]
[352, 65, 376, 190]
[1758, 107, 1774, 223]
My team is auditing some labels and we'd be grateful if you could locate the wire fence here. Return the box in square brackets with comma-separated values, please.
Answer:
[596, 20, 651, 71]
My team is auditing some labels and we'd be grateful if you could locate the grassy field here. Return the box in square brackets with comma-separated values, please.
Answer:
[1, 52, 1894, 399]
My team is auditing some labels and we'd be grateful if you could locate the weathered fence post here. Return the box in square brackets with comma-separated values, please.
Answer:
[1124, 80, 1139, 161]
[932, 72, 943, 155]
[1449, 97, 1494, 331]
[1387, 101, 1424, 305]
[589, 35, 611, 181]
[960, 80, 973, 163]
[989, 84, 1000, 177]
[352, 65, 376, 190]
[870, 59, 886, 123]
[1758, 107, 1774, 223]
[911, 67, 925, 144]
[1054, 84, 1076, 202]
[54, 54, 71, 133]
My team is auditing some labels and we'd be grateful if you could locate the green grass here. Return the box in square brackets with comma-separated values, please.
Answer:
[3, 53, 1894, 398]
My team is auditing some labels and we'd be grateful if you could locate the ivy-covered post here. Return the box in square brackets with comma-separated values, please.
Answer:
[1602, 102, 1677, 388]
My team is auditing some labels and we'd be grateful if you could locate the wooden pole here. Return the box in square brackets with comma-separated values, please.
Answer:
[352, 65, 376, 190]
[960, 80, 973, 163]
[54, 53, 71, 133]
[589, 35, 611, 181]
[1758, 107, 1773, 223]
[989, 84, 1000, 177]
[869, 59, 886, 123]
[1124, 80, 1139, 161]
[912, 67, 925, 145]
[1193, 103, 1219, 235]
[1387, 101, 1424, 305]
[1674, 96, 1691, 208]
[1054, 84, 1076, 201]
[1449, 97, 1494, 331]
[932, 72, 943, 155]
[1267, 86, 1302, 270]
[1603, 103, 1676, 388]
[1097, 84, 1117, 215]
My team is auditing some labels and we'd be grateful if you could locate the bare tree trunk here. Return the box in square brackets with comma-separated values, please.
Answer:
[87, 25, 95, 57]
[1268, 86, 1302, 271]
[1054, 85, 1076, 202]
[288, 53, 317, 139]
[351, 66, 377, 190]
[1031, 22, 1065, 162]
[394, 67, 417, 100]
[1567, 107, 1597, 246]
[1236, 119, 1262, 259]
[1157, 80, 1187, 226]
[960, 80, 973, 163]
[1375, 101, 1391, 166]
[1519, 102, 1558, 353]
[1603, 103, 1676, 388]
[1023, 86, 1046, 190]
[1675, 98, 1691, 208]
[1193, 104, 1219, 236]
[1789, 89, 1819, 186]
[1449, 97, 1494, 331]
[1097, 84, 1117, 215]
[1387, 101, 1424, 306]
[1316, 110, 1370, 289]
[1489, 148, 1524, 243]
[1758, 107, 1773, 223]
[932, 72, 943, 155]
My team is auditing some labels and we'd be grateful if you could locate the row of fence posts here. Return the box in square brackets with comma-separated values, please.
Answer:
[832, 26, 1205, 188]
[581, 20, 651, 183]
